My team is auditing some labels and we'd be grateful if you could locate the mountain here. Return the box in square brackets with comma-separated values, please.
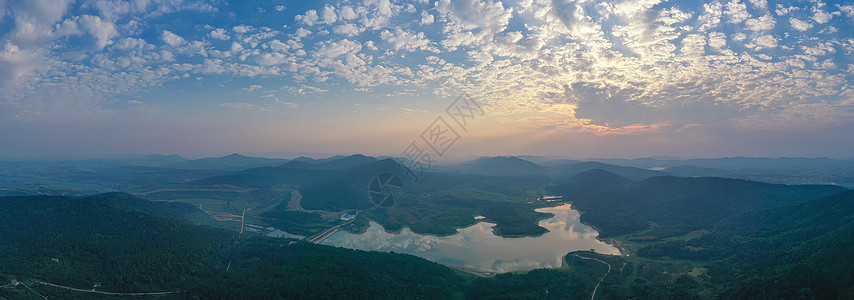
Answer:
[548, 161, 668, 181]
[191, 157, 400, 211]
[0, 193, 465, 299]
[634, 189, 854, 299]
[310, 154, 378, 169]
[515, 155, 582, 166]
[163, 153, 289, 171]
[453, 156, 547, 177]
[662, 165, 733, 177]
[547, 174, 847, 237]
[108, 154, 187, 167]
[563, 169, 632, 188]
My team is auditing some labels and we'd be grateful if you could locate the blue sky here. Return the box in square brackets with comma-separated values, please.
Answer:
[0, 0, 853, 159]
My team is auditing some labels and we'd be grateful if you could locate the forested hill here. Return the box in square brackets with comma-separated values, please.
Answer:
[547, 170, 847, 237]
[0, 193, 463, 299]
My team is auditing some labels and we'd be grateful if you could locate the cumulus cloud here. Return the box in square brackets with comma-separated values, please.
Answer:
[321, 5, 337, 24]
[790, 18, 813, 31]
[296, 9, 319, 26]
[725, 0, 751, 24]
[209, 28, 230, 40]
[79, 15, 119, 50]
[812, 7, 833, 24]
[421, 11, 434, 25]
[161, 30, 185, 47]
[745, 14, 775, 32]
[380, 28, 439, 53]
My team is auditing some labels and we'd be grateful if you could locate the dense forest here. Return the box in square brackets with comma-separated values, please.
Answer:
[1, 172, 853, 299]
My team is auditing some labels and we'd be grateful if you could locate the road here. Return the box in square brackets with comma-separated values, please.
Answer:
[573, 254, 612, 300]
[306, 225, 340, 244]
[285, 189, 310, 212]
[2, 274, 175, 296]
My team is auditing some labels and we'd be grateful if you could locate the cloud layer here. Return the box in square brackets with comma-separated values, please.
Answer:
[0, 0, 852, 156]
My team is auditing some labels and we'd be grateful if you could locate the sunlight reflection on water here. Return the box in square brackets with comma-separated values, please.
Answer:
[322, 204, 620, 273]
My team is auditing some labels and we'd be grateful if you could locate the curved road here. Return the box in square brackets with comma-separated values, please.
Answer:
[572, 255, 612, 300]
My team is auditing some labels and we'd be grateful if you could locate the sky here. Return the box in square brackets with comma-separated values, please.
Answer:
[0, 0, 852, 159]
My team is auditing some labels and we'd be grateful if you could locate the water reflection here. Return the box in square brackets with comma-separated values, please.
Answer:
[322, 204, 620, 273]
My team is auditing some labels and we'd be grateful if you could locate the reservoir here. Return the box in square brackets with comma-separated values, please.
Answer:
[322, 204, 620, 273]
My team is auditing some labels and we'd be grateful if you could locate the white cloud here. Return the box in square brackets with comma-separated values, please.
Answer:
[78, 15, 118, 50]
[812, 7, 833, 24]
[697, 2, 724, 31]
[0, 42, 44, 90]
[380, 28, 439, 53]
[333, 23, 362, 36]
[708, 32, 727, 49]
[275, 5, 286, 12]
[296, 9, 319, 26]
[725, 0, 751, 24]
[314, 39, 362, 58]
[657, 7, 691, 25]
[209, 28, 230, 40]
[161, 30, 185, 47]
[339, 6, 357, 20]
[421, 11, 435, 25]
[839, 5, 854, 18]
[321, 5, 337, 24]
[749, 34, 777, 50]
[748, 0, 767, 10]
[3, 0, 852, 133]
[775, 5, 799, 16]
[233, 25, 253, 33]
[436, 0, 513, 50]
[790, 18, 813, 31]
[745, 14, 775, 32]
[295, 28, 312, 39]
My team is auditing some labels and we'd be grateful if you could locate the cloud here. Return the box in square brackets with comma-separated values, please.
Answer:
[812, 7, 833, 24]
[380, 28, 439, 53]
[1, 0, 852, 139]
[321, 5, 337, 24]
[790, 18, 813, 31]
[0, 42, 44, 90]
[421, 11, 434, 25]
[745, 14, 775, 32]
[839, 5, 854, 18]
[161, 30, 185, 47]
[697, 2, 724, 31]
[209, 28, 230, 40]
[79, 15, 118, 50]
[313, 39, 361, 58]
[219, 102, 272, 112]
[725, 0, 751, 24]
[748, 0, 768, 10]
[296, 9, 319, 26]
[333, 23, 362, 36]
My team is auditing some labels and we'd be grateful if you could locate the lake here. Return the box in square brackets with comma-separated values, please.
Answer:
[322, 204, 620, 273]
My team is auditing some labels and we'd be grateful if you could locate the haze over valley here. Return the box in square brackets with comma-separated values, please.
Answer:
[1, 0, 853, 299]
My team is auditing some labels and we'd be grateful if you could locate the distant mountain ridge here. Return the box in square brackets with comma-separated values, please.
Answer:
[163, 153, 289, 171]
